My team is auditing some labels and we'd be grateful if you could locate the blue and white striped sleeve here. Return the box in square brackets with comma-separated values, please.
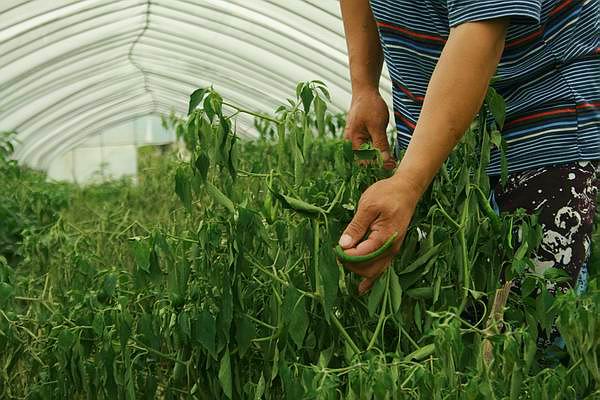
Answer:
[447, 0, 542, 27]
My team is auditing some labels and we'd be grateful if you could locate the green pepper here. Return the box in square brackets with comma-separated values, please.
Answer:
[473, 185, 501, 231]
[405, 343, 435, 361]
[334, 232, 399, 264]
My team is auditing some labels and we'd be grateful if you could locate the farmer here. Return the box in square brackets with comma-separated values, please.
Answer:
[338, 0, 600, 317]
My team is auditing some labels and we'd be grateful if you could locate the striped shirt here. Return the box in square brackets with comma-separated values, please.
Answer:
[369, 0, 600, 175]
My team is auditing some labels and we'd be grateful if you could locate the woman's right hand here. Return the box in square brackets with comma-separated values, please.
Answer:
[345, 90, 396, 170]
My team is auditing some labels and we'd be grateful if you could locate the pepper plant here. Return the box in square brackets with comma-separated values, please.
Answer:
[0, 83, 599, 399]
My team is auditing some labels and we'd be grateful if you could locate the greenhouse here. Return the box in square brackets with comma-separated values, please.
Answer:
[1, 1, 599, 399]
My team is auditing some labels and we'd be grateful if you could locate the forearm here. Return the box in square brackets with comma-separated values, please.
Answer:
[394, 19, 509, 195]
[340, 0, 384, 93]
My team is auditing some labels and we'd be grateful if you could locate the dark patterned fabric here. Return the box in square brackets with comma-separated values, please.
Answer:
[492, 160, 599, 352]
[493, 160, 599, 292]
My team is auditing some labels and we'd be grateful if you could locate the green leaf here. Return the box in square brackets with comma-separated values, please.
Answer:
[354, 148, 380, 161]
[414, 302, 422, 333]
[194, 152, 210, 182]
[175, 166, 192, 211]
[0, 282, 14, 305]
[543, 267, 571, 282]
[92, 312, 105, 337]
[514, 241, 529, 261]
[315, 85, 331, 102]
[314, 96, 326, 137]
[195, 310, 216, 356]
[271, 346, 280, 382]
[57, 329, 76, 351]
[218, 350, 233, 399]
[399, 243, 442, 275]
[188, 88, 208, 115]
[389, 271, 402, 314]
[491, 129, 509, 187]
[486, 87, 506, 129]
[118, 313, 131, 349]
[236, 314, 256, 357]
[131, 240, 151, 273]
[295, 82, 305, 100]
[318, 244, 339, 320]
[367, 277, 386, 317]
[283, 287, 308, 347]
[101, 273, 117, 299]
[205, 92, 224, 120]
[255, 374, 266, 400]
[300, 84, 314, 113]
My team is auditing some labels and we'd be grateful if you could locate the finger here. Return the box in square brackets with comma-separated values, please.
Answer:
[367, 116, 392, 160]
[341, 249, 394, 275]
[370, 132, 392, 163]
[342, 259, 384, 277]
[343, 125, 352, 141]
[383, 158, 397, 170]
[342, 230, 387, 257]
[339, 204, 376, 249]
[344, 124, 370, 147]
[358, 277, 377, 296]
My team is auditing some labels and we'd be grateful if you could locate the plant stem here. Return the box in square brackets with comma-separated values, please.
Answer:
[368, 270, 390, 351]
[223, 102, 280, 124]
[331, 312, 360, 355]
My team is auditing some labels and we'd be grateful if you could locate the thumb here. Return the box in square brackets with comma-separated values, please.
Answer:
[339, 205, 374, 249]
[358, 278, 376, 296]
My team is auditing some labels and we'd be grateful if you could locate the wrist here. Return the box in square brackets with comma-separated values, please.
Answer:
[350, 82, 380, 99]
[388, 172, 424, 207]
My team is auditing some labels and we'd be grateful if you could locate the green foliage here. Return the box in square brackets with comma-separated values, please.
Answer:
[0, 132, 70, 265]
[1, 85, 599, 399]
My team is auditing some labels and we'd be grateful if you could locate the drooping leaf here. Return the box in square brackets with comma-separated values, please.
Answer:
[318, 243, 339, 320]
[175, 166, 192, 211]
[314, 96, 326, 137]
[486, 87, 506, 129]
[194, 152, 210, 182]
[283, 286, 308, 347]
[389, 271, 402, 315]
[368, 277, 386, 317]
[254, 374, 266, 400]
[188, 87, 208, 115]
[300, 84, 314, 113]
[0, 282, 14, 306]
[236, 314, 256, 357]
[218, 350, 233, 399]
[195, 309, 216, 356]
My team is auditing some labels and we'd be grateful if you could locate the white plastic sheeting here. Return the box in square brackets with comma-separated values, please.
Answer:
[0, 0, 392, 173]
[46, 115, 174, 183]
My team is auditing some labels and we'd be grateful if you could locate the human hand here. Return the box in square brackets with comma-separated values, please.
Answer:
[338, 175, 420, 294]
[345, 90, 396, 170]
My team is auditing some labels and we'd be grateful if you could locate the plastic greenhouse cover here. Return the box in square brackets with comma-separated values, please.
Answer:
[0, 0, 392, 170]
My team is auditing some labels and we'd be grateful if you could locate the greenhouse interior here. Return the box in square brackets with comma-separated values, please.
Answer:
[1, 1, 599, 399]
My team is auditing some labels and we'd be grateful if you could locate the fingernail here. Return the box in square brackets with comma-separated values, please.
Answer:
[339, 234, 352, 248]
[381, 150, 391, 160]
